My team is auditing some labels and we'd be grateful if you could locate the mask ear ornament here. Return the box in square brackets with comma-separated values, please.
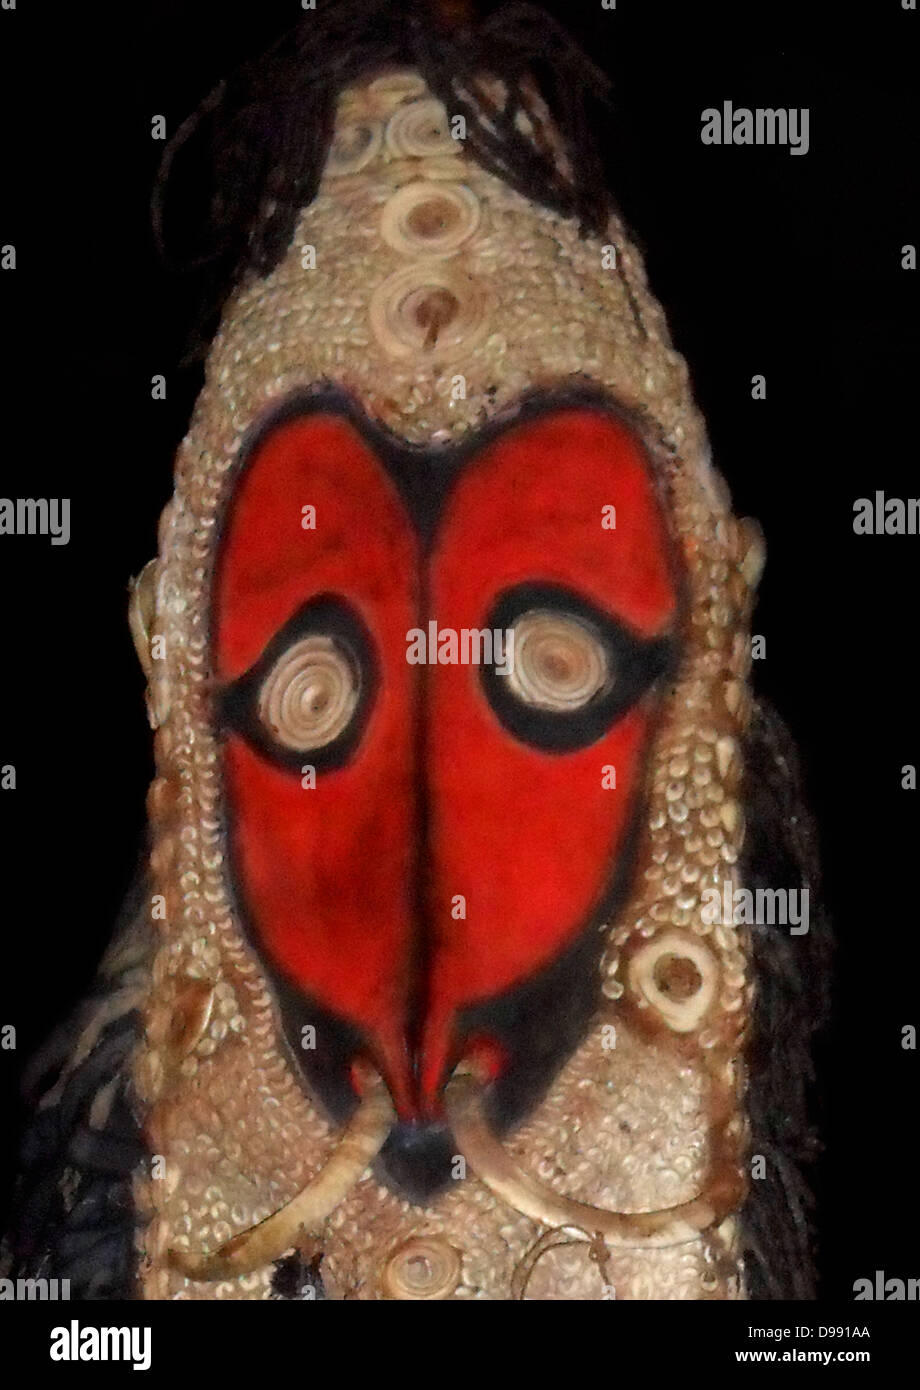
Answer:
[627, 931, 720, 1034]
[128, 558, 170, 729]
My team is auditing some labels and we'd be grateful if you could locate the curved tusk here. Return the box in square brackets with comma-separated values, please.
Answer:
[445, 1073, 724, 1248]
[169, 1079, 394, 1281]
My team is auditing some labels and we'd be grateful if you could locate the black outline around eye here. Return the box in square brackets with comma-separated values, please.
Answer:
[216, 595, 377, 773]
[481, 583, 677, 753]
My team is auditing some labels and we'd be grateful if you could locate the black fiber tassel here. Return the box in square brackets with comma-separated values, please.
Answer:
[152, 1, 612, 355]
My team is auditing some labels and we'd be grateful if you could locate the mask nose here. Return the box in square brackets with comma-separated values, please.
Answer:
[371, 1054, 496, 1202]
[376, 1119, 459, 1204]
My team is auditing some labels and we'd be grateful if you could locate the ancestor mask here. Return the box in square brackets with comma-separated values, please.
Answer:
[9, 4, 827, 1302]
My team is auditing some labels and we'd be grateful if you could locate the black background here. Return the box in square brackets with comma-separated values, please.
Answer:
[0, 0, 916, 1308]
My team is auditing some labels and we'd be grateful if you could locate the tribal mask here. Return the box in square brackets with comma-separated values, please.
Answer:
[8, 2, 827, 1302]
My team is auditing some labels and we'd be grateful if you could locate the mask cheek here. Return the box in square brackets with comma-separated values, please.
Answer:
[221, 736, 417, 1105]
[420, 698, 656, 1104]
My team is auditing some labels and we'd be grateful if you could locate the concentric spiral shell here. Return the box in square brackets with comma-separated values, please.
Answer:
[257, 636, 358, 752]
[507, 610, 610, 711]
[385, 98, 458, 158]
[380, 181, 481, 258]
[369, 263, 490, 360]
[381, 1237, 462, 1300]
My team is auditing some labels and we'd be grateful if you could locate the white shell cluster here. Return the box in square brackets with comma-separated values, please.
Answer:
[324, 77, 490, 363]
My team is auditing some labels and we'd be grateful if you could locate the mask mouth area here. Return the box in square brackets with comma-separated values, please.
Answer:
[267, 859, 640, 1201]
[166, 1054, 736, 1283]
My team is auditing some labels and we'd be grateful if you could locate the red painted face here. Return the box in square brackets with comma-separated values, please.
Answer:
[213, 397, 679, 1129]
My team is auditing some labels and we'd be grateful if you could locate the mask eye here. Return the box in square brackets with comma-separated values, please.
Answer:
[218, 596, 376, 773]
[507, 610, 611, 712]
[258, 635, 360, 752]
[482, 583, 676, 754]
